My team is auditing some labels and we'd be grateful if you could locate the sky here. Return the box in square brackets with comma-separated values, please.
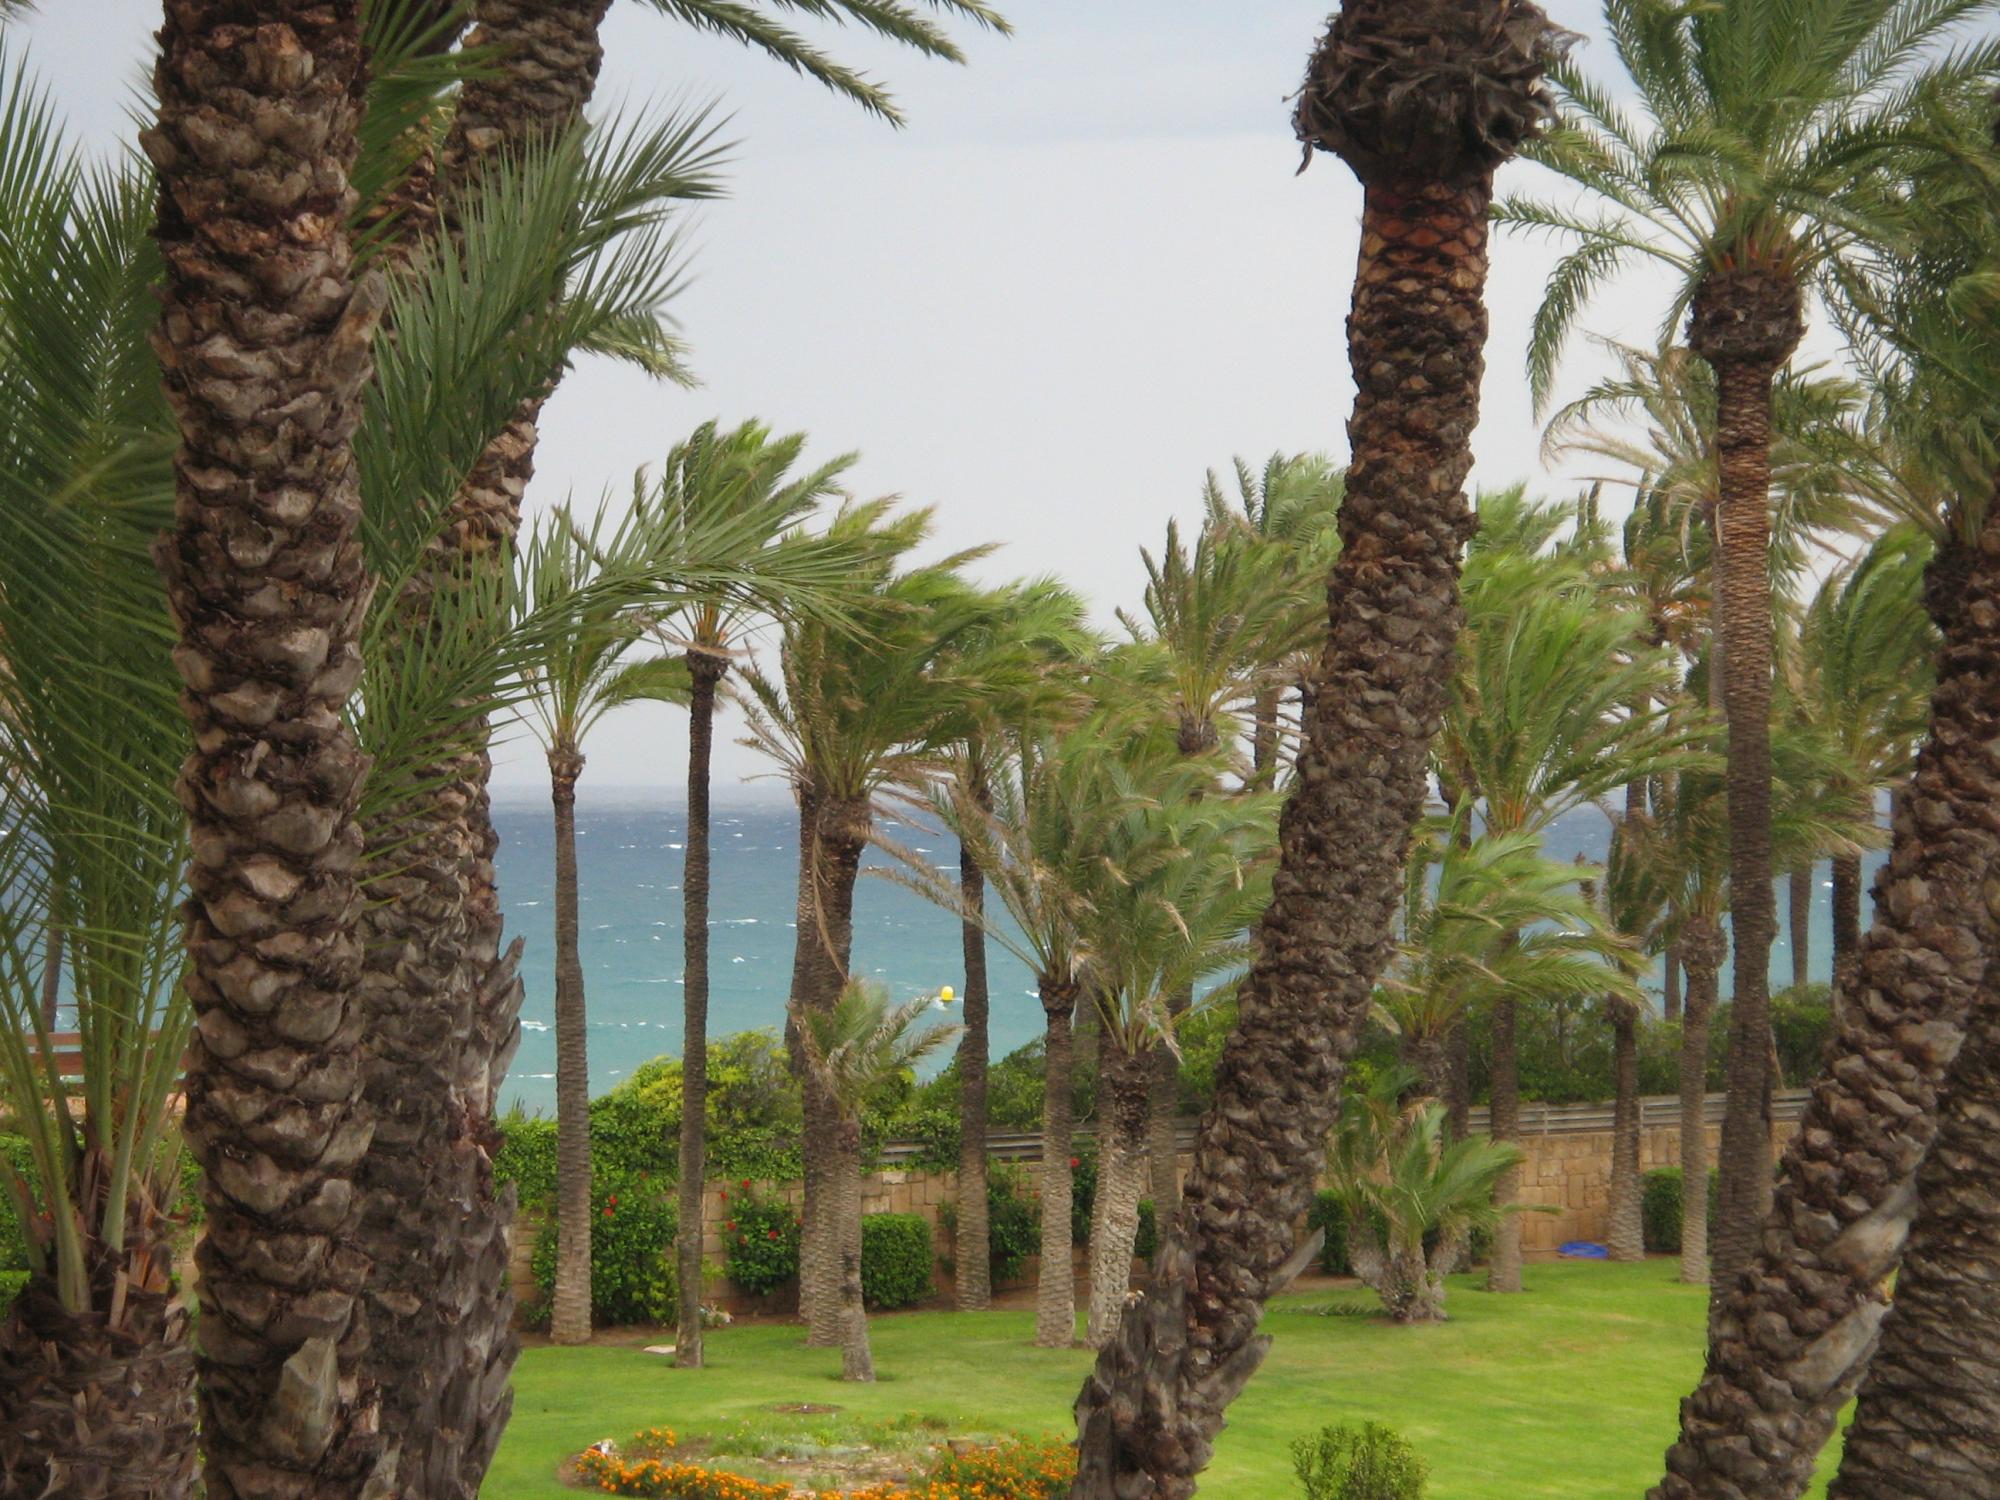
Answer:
[26, 0, 1693, 797]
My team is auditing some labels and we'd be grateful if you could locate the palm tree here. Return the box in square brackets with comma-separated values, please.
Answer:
[1197, 452, 1345, 787]
[629, 418, 849, 1367]
[794, 979, 960, 1380]
[144, 4, 398, 1492]
[738, 502, 1001, 1344]
[1791, 528, 1935, 1007]
[1071, 8, 1567, 1490]
[1118, 521, 1316, 1220]
[1499, 0, 1995, 1304]
[1071, 768, 1277, 1349]
[0, 55, 194, 1496]
[516, 510, 699, 1345]
[1324, 1067, 1536, 1323]
[1443, 509, 1690, 1292]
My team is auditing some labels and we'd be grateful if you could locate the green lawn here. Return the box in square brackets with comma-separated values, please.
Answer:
[488, 1261, 1842, 1498]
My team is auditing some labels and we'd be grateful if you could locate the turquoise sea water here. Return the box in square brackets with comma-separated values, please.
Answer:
[491, 789, 1886, 1115]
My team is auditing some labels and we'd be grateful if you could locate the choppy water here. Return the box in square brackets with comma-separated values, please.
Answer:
[492, 790, 1885, 1115]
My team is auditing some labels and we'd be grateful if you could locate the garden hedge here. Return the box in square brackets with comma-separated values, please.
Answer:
[860, 1212, 933, 1310]
[530, 1171, 678, 1327]
[1641, 1165, 1720, 1255]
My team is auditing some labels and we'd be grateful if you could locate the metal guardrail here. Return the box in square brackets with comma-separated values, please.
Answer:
[873, 1088, 1812, 1165]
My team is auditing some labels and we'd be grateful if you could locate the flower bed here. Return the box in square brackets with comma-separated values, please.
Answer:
[574, 1428, 1074, 1499]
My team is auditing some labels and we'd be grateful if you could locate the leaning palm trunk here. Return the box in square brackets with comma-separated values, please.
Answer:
[834, 1118, 875, 1381]
[549, 748, 592, 1344]
[1689, 267, 1803, 1299]
[1069, 6, 1560, 1488]
[675, 653, 725, 1366]
[0, 1160, 196, 1500]
[1606, 997, 1644, 1263]
[1677, 917, 1723, 1286]
[1085, 1039, 1153, 1350]
[1036, 978, 1081, 1348]
[1486, 991, 1523, 1291]
[148, 6, 390, 1493]
[1830, 952, 2000, 1498]
[1654, 495, 2000, 1500]
[955, 825, 993, 1311]
[1348, 1224, 1463, 1324]
[789, 793, 867, 1345]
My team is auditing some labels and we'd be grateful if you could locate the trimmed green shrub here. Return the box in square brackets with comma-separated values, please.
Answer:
[1292, 1420, 1427, 1500]
[940, 1162, 1039, 1284]
[1641, 1166, 1720, 1255]
[1772, 984, 1833, 1087]
[0, 1269, 24, 1308]
[722, 1185, 800, 1297]
[0, 1135, 35, 1273]
[860, 1212, 933, 1310]
[492, 1114, 557, 1211]
[1135, 1199, 1159, 1262]
[530, 1170, 677, 1327]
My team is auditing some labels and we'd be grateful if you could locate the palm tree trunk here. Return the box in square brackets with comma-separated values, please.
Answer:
[1085, 1037, 1152, 1350]
[1445, 1020, 1472, 1139]
[1830, 850, 1861, 1011]
[1250, 683, 1282, 791]
[1035, 978, 1079, 1349]
[675, 654, 724, 1366]
[37, 901, 59, 1032]
[789, 792, 866, 1346]
[954, 788, 993, 1311]
[1607, 998, 1645, 1263]
[1677, 916, 1723, 1286]
[549, 748, 592, 1345]
[1653, 499, 2000, 1500]
[1146, 1034, 1180, 1224]
[1686, 267, 1803, 1303]
[835, 1119, 874, 1382]
[1069, 0, 1553, 1469]
[1403, 1030, 1453, 1104]
[0, 1217, 196, 1500]
[1486, 992, 1523, 1291]
[1830, 955, 2000, 1499]
[150, 7, 389, 1492]
[1663, 938, 1683, 1023]
[1788, 865, 1812, 990]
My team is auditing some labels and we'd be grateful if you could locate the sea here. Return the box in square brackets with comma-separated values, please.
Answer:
[491, 789, 1887, 1115]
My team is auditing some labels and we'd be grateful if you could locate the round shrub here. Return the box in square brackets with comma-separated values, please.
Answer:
[1307, 1190, 1352, 1276]
[1642, 1165, 1720, 1254]
[1291, 1420, 1427, 1500]
[987, 1163, 1039, 1283]
[722, 1185, 801, 1297]
[860, 1212, 934, 1310]
[531, 1170, 677, 1327]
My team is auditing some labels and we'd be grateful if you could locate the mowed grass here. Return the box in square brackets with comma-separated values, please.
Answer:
[487, 1261, 1843, 1498]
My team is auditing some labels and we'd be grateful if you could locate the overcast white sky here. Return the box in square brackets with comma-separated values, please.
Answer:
[28, 0, 1690, 796]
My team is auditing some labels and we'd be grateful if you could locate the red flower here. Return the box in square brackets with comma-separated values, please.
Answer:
[1070, 1157, 1080, 1168]
[767, 1228, 780, 1241]
[602, 1206, 614, 1218]
[718, 1189, 728, 1202]
[607, 1194, 619, 1207]
[726, 1220, 737, 1231]
[740, 1178, 752, 1190]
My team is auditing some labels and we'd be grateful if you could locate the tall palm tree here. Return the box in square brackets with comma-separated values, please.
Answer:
[738, 502, 1001, 1344]
[794, 980, 960, 1381]
[144, 4, 396, 1491]
[516, 509, 699, 1345]
[1442, 510, 1690, 1292]
[1499, 0, 1995, 1302]
[630, 418, 849, 1367]
[1069, 7, 1567, 1491]
[0, 54, 194, 1497]
[1117, 521, 1314, 1219]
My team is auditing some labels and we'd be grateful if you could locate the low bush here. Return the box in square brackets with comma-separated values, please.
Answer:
[531, 1171, 677, 1327]
[860, 1212, 933, 1310]
[1134, 1199, 1159, 1262]
[1307, 1191, 1352, 1276]
[1641, 1166, 1720, 1255]
[574, 1428, 1074, 1499]
[1291, 1420, 1427, 1500]
[0, 1269, 25, 1308]
[921, 1437, 1075, 1497]
[939, 1163, 1039, 1285]
[0, 1134, 34, 1273]
[721, 1185, 800, 1297]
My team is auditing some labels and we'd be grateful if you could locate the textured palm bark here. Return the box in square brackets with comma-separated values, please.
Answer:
[788, 792, 866, 1347]
[145, 8, 388, 1495]
[1830, 852, 1861, 1012]
[1653, 505, 2000, 1500]
[1687, 268, 1803, 1300]
[834, 1117, 876, 1382]
[1608, 997, 1645, 1262]
[1146, 1043, 1181, 1222]
[1036, 980, 1081, 1349]
[1664, 940, 1683, 1023]
[955, 786, 993, 1310]
[1487, 991, 1524, 1292]
[1068, 1, 1559, 1479]
[0, 1205, 195, 1500]
[1678, 917, 1724, 1286]
[1350, 1224, 1463, 1323]
[1086, 1041, 1153, 1350]
[1249, 685, 1282, 791]
[1788, 866, 1812, 990]
[548, 750, 594, 1344]
[675, 655, 724, 1366]
[1403, 1031, 1453, 1104]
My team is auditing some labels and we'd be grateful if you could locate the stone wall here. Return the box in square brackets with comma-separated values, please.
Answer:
[507, 1092, 1805, 1319]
